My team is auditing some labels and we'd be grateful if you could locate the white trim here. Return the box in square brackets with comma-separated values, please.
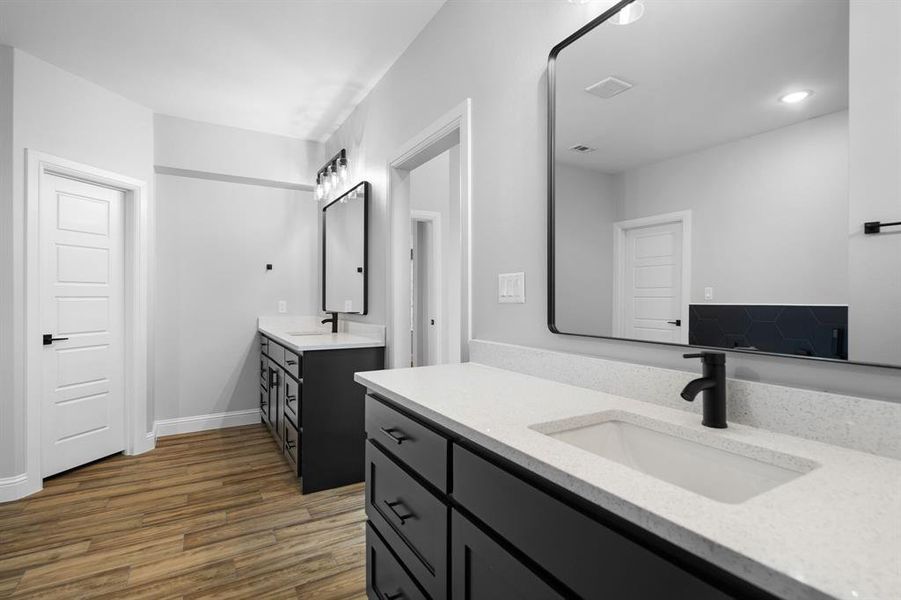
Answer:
[23, 150, 153, 501]
[386, 99, 472, 368]
[411, 210, 443, 365]
[692, 303, 849, 307]
[612, 210, 692, 344]
[0, 473, 39, 503]
[153, 409, 260, 438]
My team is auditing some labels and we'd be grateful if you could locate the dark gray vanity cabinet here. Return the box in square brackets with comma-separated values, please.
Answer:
[363, 394, 777, 600]
[259, 334, 384, 493]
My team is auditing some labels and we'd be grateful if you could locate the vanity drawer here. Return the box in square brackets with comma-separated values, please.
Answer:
[284, 421, 299, 473]
[365, 395, 449, 492]
[366, 523, 428, 600]
[366, 440, 447, 599]
[451, 509, 564, 600]
[283, 348, 301, 379]
[283, 376, 300, 428]
[259, 355, 269, 388]
[452, 444, 732, 600]
[266, 340, 284, 366]
[259, 335, 270, 356]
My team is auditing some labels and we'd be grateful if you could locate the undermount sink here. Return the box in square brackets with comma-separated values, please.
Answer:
[535, 412, 816, 504]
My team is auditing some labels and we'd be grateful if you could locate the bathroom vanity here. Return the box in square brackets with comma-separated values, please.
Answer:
[259, 320, 384, 493]
[356, 363, 900, 600]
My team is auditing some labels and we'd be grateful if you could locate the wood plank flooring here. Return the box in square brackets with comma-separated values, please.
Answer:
[0, 424, 367, 599]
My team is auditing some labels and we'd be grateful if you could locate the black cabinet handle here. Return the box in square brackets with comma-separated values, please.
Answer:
[383, 500, 414, 525]
[286, 440, 296, 450]
[286, 395, 296, 404]
[286, 359, 297, 366]
[380, 427, 406, 445]
[269, 369, 279, 386]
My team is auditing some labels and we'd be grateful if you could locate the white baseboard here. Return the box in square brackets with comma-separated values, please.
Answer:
[0, 472, 41, 503]
[154, 408, 260, 438]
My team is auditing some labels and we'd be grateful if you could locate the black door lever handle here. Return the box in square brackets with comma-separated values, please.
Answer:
[666, 319, 681, 326]
[42, 334, 69, 346]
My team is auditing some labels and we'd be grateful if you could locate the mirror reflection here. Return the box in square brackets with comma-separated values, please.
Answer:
[323, 181, 368, 315]
[551, 0, 899, 366]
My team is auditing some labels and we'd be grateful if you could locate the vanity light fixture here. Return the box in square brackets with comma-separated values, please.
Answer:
[314, 149, 349, 201]
[779, 90, 813, 104]
[609, 0, 645, 25]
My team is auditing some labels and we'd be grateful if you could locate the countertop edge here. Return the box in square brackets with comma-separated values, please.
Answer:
[259, 327, 386, 352]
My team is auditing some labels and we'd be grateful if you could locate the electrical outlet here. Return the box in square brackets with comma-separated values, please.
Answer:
[278, 300, 287, 313]
[704, 287, 714, 300]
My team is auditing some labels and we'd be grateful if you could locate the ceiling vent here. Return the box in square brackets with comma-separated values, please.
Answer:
[585, 76, 633, 99]
[569, 144, 596, 153]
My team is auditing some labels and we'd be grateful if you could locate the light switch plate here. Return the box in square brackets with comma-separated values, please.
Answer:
[498, 272, 525, 304]
[704, 287, 714, 300]
[278, 300, 287, 313]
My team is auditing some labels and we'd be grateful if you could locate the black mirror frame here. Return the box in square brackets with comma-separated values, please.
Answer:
[546, 0, 900, 370]
[322, 180, 369, 315]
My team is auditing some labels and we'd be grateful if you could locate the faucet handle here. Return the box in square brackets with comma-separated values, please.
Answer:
[683, 351, 726, 365]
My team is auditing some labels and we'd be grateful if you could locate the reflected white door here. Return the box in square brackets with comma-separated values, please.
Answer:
[40, 174, 126, 476]
[622, 221, 683, 343]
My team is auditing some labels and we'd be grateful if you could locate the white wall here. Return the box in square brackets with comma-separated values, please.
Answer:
[153, 115, 321, 421]
[154, 114, 322, 184]
[1, 49, 155, 479]
[0, 45, 16, 479]
[323, 0, 900, 401]
[848, 0, 901, 366]
[616, 110, 849, 305]
[153, 176, 317, 420]
[554, 162, 617, 334]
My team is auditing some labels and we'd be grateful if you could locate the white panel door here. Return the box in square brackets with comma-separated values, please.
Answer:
[622, 221, 683, 343]
[40, 174, 126, 476]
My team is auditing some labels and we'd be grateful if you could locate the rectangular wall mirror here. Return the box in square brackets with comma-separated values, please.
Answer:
[549, 0, 900, 368]
[323, 181, 369, 315]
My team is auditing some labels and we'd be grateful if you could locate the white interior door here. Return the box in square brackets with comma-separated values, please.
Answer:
[622, 221, 683, 343]
[40, 173, 126, 477]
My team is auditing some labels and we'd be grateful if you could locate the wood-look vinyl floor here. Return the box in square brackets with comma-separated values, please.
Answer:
[0, 424, 367, 599]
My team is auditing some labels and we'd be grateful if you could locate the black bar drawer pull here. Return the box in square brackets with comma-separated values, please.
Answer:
[286, 359, 297, 365]
[286, 440, 296, 450]
[384, 499, 415, 525]
[286, 395, 296, 405]
[380, 427, 406, 445]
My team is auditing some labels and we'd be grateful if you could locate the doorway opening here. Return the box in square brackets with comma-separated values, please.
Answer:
[387, 100, 472, 369]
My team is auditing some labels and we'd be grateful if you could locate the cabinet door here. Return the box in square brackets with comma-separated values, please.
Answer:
[451, 510, 564, 600]
[267, 367, 280, 434]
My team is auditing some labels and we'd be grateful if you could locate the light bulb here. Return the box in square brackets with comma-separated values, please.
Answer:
[338, 157, 348, 182]
[610, 0, 645, 25]
[323, 174, 331, 196]
[779, 90, 813, 104]
[329, 165, 339, 190]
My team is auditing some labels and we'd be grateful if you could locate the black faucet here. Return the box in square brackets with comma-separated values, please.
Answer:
[321, 312, 339, 334]
[681, 352, 727, 429]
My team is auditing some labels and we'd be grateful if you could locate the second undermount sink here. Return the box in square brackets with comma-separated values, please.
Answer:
[535, 412, 817, 504]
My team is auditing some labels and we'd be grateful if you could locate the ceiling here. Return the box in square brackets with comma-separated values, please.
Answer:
[0, 0, 445, 141]
[555, 0, 849, 173]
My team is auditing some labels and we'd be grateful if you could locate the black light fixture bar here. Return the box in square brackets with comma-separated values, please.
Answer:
[317, 148, 346, 181]
[864, 220, 901, 234]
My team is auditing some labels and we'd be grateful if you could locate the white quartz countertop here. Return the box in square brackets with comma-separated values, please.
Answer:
[259, 325, 385, 352]
[355, 362, 901, 600]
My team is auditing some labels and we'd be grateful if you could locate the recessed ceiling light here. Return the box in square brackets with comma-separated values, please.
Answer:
[609, 1, 645, 25]
[779, 90, 813, 104]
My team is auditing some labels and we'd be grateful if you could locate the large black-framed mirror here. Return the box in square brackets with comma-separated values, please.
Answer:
[323, 181, 369, 315]
[548, 0, 901, 369]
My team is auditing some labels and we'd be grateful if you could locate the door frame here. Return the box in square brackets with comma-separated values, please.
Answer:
[411, 210, 443, 365]
[22, 149, 152, 498]
[386, 99, 472, 369]
[612, 210, 691, 344]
